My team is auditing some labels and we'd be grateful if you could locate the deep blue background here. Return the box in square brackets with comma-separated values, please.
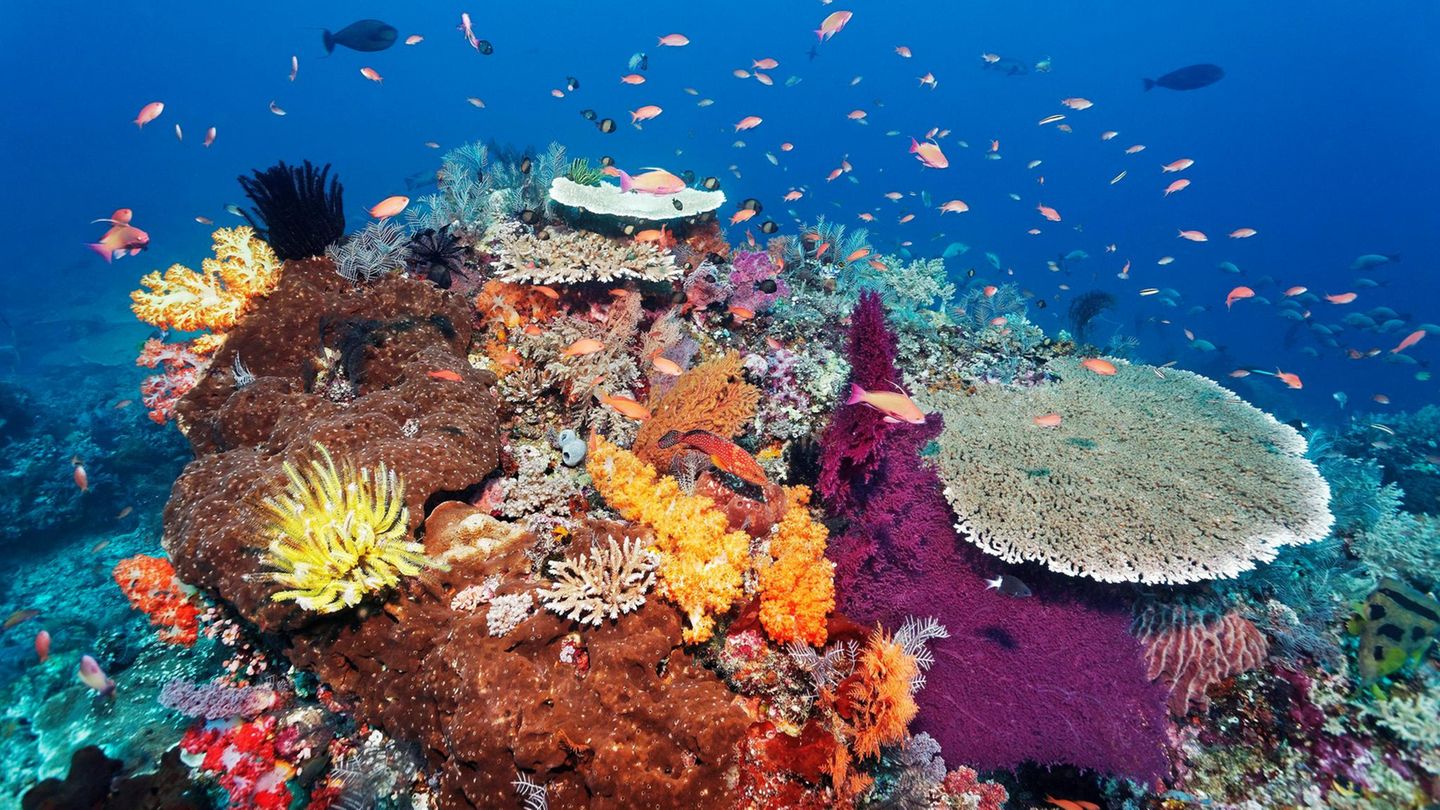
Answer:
[2, 0, 1437, 423]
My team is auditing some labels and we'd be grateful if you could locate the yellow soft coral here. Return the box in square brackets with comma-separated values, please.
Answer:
[260, 443, 435, 614]
[758, 486, 835, 646]
[587, 437, 750, 643]
[131, 226, 281, 334]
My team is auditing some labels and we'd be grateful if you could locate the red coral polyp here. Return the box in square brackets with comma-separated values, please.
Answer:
[113, 554, 200, 646]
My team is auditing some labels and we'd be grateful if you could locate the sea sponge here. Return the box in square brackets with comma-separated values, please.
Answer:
[131, 226, 280, 333]
[586, 437, 751, 643]
[548, 177, 725, 221]
[633, 351, 760, 469]
[758, 486, 835, 646]
[483, 220, 679, 285]
[259, 442, 435, 614]
[1134, 604, 1270, 715]
[931, 357, 1334, 584]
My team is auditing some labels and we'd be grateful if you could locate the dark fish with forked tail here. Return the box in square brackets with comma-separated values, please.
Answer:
[1144, 63, 1224, 91]
[323, 20, 398, 54]
[985, 574, 1032, 598]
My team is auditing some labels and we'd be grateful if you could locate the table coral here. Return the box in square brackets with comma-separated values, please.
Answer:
[758, 486, 835, 647]
[586, 437, 751, 643]
[633, 350, 760, 470]
[483, 220, 679, 284]
[931, 356, 1334, 584]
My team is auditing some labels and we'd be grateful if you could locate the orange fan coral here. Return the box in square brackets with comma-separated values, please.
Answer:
[474, 280, 560, 330]
[586, 436, 751, 643]
[758, 486, 835, 646]
[131, 226, 281, 333]
[113, 554, 200, 646]
[633, 351, 760, 469]
[842, 627, 921, 760]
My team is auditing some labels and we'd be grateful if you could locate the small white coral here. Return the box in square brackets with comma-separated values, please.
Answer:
[486, 591, 534, 637]
[540, 534, 657, 625]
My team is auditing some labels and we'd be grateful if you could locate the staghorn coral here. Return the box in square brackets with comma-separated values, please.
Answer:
[932, 356, 1334, 584]
[540, 533, 658, 625]
[633, 350, 760, 469]
[131, 226, 281, 333]
[1351, 508, 1440, 590]
[112, 554, 200, 645]
[259, 443, 435, 614]
[838, 254, 954, 330]
[493, 443, 584, 523]
[1133, 603, 1270, 715]
[483, 220, 679, 284]
[757, 486, 835, 646]
[586, 437, 751, 642]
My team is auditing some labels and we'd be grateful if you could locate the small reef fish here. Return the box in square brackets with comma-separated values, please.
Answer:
[618, 168, 684, 194]
[1081, 358, 1117, 375]
[269, 101, 287, 116]
[1326, 292, 1358, 304]
[562, 338, 605, 357]
[651, 356, 683, 376]
[630, 105, 663, 123]
[847, 383, 926, 424]
[4, 609, 40, 630]
[1060, 98, 1093, 110]
[87, 210, 149, 262]
[986, 574, 1032, 597]
[1037, 204, 1061, 222]
[1349, 253, 1399, 271]
[1161, 158, 1195, 172]
[1045, 798, 1100, 810]
[909, 138, 948, 168]
[1178, 230, 1208, 242]
[78, 655, 115, 697]
[290, 55, 298, 82]
[1225, 286, 1255, 309]
[595, 391, 651, 421]
[1229, 227, 1257, 238]
[657, 33, 690, 46]
[133, 101, 164, 128]
[204, 126, 216, 147]
[72, 457, 88, 492]
[1032, 412, 1062, 428]
[815, 10, 853, 41]
[1144, 63, 1224, 91]
[734, 116, 763, 131]
[427, 370, 463, 382]
[1392, 330, 1426, 353]
[658, 429, 768, 486]
[369, 195, 409, 218]
[1164, 179, 1191, 196]
[1275, 369, 1303, 389]
[620, 74, 646, 84]
[404, 35, 423, 45]
[938, 200, 969, 214]
[35, 630, 50, 663]
[360, 66, 383, 83]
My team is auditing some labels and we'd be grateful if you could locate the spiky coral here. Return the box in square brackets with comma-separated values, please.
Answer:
[540, 533, 658, 625]
[259, 444, 434, 614]
[113, 554, 200, 645]
[131, 226, 281, 333]
[633, 351, 760, 469]
[484, 220, 679, 284]
[758, 486, 835, 646]
[586, 437, 750, 642]
[842, 628, 921, 761]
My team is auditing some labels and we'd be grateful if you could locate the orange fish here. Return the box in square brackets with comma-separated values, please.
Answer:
[895, 46, 912, 58]
[783, 190, 804, 202]
[1060, 98, 1093, 110]
[595, 391, 651, 420]
[814, 10, 853, 40]
[938, 199, 969, 214]
[1178, 229, 1208, 242]
[752, 57, 779, 70]
[1164, 178, 1191, 196]
[658, 429, 767, 485]
[1325, 292, 1358, 304]
[753, 72, 773, 86]
[630, 105, 663, 123]
[780, 142, 794, 151]
[826, 167, 843, 182]
[1032, 412, 1063, 428]
[1080, 358, 1117, 376]
[562, 338, 605, 357]
[728, 305, 756, 321]
[35, 629, 50, 663]
[360, 66, 383, 83]
[652, 356, 683, 376]
[1037, 204, 1061, 222]
[620, 74, 646, 85]
[1229, 369, 1251, 378]
[847, 383, 926, 424]
[730, 209, 757, 226]
[734, 115, 763, 131]
[133, 101, 164, 128]
[1161, 158, 1194, 172]
[71, 457, 88, 492]
[1225, 286, 1255, 309]
[867, 258, 888, 271]
[909, 138, 948, 169]
[1229, 228, 1258, 238]
[1045, 798, 1100, 810]
[1391, 330, 1426, 354]
[1275, 369, 1303, 389]
[369, 195, 409, 218]
[1283, 286, 1307, 297]
[427, 370, 463, 382]
[983, 285, 998, 297]
[404, 35, 423, 45]
[1373, 393, 1391, 404]
[844, 249, 871, 263]
[534, 285, 560, 300]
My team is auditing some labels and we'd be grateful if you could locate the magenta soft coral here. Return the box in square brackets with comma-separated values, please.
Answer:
[726, 250, 789, 314]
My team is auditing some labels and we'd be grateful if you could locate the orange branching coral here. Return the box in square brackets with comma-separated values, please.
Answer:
[758, 486, 835, 646]
[634, 351, 760, 469]
[131, 226, 281, 334]
[842, 627, 921, 760]
[113, 554, 200, 646]
[586, 436, 751, 643]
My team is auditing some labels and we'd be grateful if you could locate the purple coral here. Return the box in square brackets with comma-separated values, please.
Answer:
[726, 250, 789, 314]
[159, 677, 278, 720]
[819, 294, 1173, 782]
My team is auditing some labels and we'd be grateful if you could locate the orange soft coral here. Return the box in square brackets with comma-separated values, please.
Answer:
[587, 437, 751, 643]
[474, 280, 559, 330]
[633, 351, 760, 469]
[841, 627, 920, 760]
[758, 486, 835, 646]
[113, 554, 200, 646]
[685, 220, 731, 260]
[131, 226, 280, 333]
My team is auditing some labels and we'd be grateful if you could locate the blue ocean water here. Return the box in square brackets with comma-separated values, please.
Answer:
[1, 1, 1439, 806]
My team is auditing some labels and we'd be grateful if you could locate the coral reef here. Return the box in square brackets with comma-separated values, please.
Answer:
[484, 220, 679, 284]
[130, 226, 281, 334]
[633, 350, 760, 469]
[931, 357, 1334, 584]
[539, 531, 657, 625]
[112, 554, 199, 646]
[548, 177, 725, 221]
[327, 219, 411, 283]
[757, 486, 835, 646]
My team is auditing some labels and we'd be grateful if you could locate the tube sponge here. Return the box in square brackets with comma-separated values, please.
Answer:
[931, 357, 1334, 584]
[586, 436, 750, 642]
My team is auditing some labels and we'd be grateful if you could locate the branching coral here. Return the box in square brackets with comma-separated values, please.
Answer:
[633, 350, 760, 469]
[131, 226, 281, 333]
[113, 554, 200, 645]
[259, 443, 434, 613]
[1134, 603, 1270, 715]
[586, 437, 751, 642]
[758, 486, 835, 646]
[540, 533, 658, 625]
[483, 220, 679, 284]
[932, 357, 1334, 584]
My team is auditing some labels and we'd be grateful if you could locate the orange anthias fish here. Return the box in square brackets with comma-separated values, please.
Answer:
[1032, 412, 1063, 428]
[1037, 204, 1062, 222]
[1045, 797, 1100, 810]
[369, 195, 409, 218]
[595, 391, 651, 420]
[618, 167, 683, 194]
[909, 137, 948, 169]
[562, 338, 606, 357]
[1325, 292, 1358, 304]
[1391, 329, 1426, 354]
[1080, 358, 1118, 376]
[1225, 286, 1255, 309]
[71, 456, 88, 492]
[87, 209, 149, 262]
[427, 370, 463, 382]
[814, 10, 853, 41]
[1178, 229, 1208, 242]
[847, 383, 926, 425]
[658, 429, 767, 485]
[1275, 369, 1303, 389]
[133, 101, 164, 128]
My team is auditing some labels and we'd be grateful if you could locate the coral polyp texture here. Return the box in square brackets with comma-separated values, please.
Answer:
[483, 220, 679, 284]
[931, 356, 1334, 584]
[260, 443, 433, 614]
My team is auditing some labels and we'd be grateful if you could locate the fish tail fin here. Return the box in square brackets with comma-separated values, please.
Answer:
[813, 28, 826, 41]
[985, 576, 1002, 590]
[908, 137, 920, 154]
[618, 170, 634, 192]
[322, 29, 335, 54]
[86, 243, 115, 263]
[846, 383, 867, 405]
[1142, 78, 1155, 91]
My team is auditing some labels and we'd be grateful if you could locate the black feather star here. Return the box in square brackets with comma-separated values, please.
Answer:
[237, 160, 345, 261]
[407, 225, 468, 289]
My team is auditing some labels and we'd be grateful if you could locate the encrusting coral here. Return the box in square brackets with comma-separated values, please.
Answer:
[259, 442, 435, 614]
[483, 220, 679, 285]
[931, 356, 1335, 584]
[586, 436, 751, 642]
[757, 486, 835, 647]
[633, 350, 760, 469]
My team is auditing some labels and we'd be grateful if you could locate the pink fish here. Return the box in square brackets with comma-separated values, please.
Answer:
[657, 33, 690, 46]
[1391, 330, 1426, 354]
[1225, 286, 1255, 309]
[815, 10, 853, 40]
[847, 383, 925, 425]
[78, 655, 115, 697]
[35, 630, 50, 663]
[87, 214, 150, 263]
[909, 137, 948, 169]
[618, 168, 685, 195]
[133, 101, 164, 128]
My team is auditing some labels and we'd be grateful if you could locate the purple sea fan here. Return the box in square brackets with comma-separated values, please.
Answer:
[159, 677, 279, 720]
[819, 294, 1172, 782]
[726, 250, 789, 314]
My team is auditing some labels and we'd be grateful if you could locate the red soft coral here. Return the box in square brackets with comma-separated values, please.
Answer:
[113, 554, 200, 645]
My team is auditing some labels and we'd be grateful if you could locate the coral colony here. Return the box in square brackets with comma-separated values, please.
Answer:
[10, 139, 1439, 810]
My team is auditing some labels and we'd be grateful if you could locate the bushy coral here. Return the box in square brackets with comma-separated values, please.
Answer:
[135, 338, 209, 425]
[540, 532, 657, 625]
[259, 443, 434, 614]
[586, 437, 751, 642]
[932, 357, 1334, 584]
[727, 250, 789, 314]
[633, 350, 761, 469]
[758, 486, 835, 646]
[483, 220, 679, 284]
[112, 554, 200, 645]
[158, 677, 278, 720]
[131, 226, 281, 333]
